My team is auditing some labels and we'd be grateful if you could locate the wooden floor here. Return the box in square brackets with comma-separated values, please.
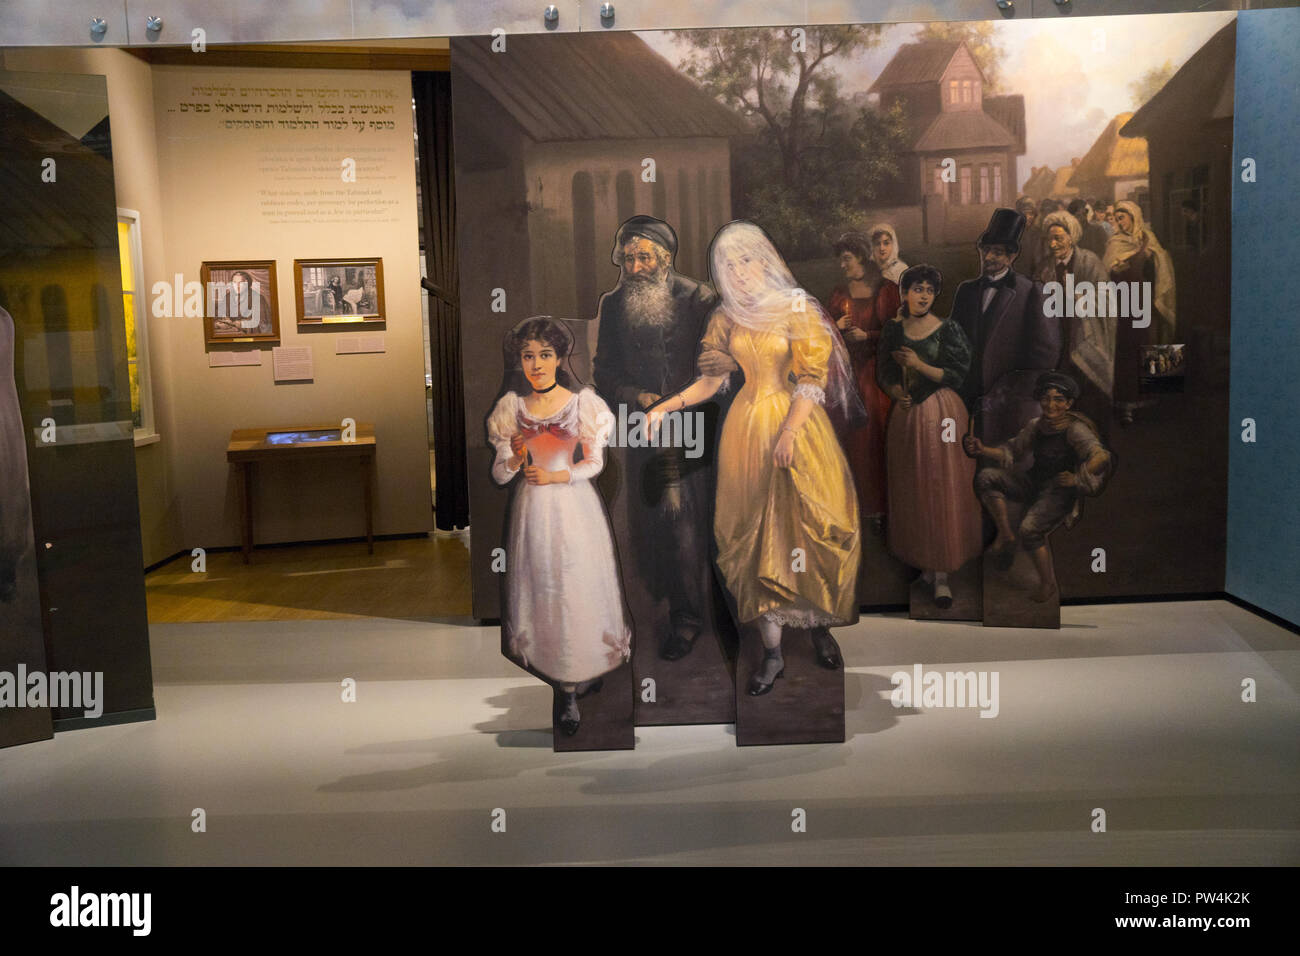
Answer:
[145, 533, 473, 623]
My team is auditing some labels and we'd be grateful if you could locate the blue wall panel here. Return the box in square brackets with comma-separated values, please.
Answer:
[1228, 7, 1300, 625]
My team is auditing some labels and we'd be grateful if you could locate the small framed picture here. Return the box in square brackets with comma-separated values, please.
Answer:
[1140, 344, 1187, 394]
[200, 260, 280, 344]
[293, 258, 386, 325]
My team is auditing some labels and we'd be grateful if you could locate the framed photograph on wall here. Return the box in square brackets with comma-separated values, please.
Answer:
[200, 260, 280, 345]
[293, 257, 386, 325]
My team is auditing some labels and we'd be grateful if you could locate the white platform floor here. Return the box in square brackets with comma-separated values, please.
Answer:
[1, 599, 1296, 865]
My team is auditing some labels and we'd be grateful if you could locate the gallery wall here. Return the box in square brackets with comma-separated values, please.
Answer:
[1228, 6, 1300, 627]
[147, 65, 430, 554]
[0, 53, 432, 562]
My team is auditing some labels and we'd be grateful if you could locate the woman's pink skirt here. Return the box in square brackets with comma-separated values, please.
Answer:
[885, 387, 983, 573]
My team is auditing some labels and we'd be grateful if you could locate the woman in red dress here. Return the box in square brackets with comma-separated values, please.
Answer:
[825, 227, 906, 533]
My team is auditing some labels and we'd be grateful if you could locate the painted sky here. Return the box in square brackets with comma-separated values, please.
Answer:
[640, 11, 1236, 191]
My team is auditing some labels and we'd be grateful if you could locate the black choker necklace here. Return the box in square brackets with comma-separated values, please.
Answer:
[532, 381, 559, 394]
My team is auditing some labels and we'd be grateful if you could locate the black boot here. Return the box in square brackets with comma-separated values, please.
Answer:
[659, 632, 695, 661]
[556, 691, 581, 736]
[810, 627, 842, 670]
[747, 649, 785, 696]
[659, 612, 701, 661]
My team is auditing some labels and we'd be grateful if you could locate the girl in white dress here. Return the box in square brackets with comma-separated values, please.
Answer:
[486, 317, 631, 736]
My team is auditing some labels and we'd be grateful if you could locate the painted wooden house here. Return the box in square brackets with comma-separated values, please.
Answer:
[1121, 19, 1236, 372]
[869, 40, 1026, 244]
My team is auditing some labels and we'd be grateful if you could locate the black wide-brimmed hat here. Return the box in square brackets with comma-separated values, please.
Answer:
[977, 208, 1027, 253]
[612, 216, 678, 265]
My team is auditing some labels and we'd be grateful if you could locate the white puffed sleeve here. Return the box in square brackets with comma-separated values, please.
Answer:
[487, 393, 522, 485]
[568, 388, 616, 482]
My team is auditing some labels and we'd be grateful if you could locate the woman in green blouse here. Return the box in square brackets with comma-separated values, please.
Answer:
[877, 265, 983, 609]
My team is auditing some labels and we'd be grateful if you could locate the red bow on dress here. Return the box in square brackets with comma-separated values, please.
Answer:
[518, 421, 573, 441]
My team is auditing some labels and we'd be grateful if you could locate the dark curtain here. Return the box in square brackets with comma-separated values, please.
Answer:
[413, 72, 470, 530]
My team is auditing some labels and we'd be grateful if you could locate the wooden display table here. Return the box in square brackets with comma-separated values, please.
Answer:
[226, 423, 376, 563]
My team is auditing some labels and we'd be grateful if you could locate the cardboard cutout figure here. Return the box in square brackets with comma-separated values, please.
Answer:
[966, 371, 1115, 628]
[487, 317, 635, 751]
[1036, 209, 1115, 440]
[825, 227, 904, 536]
[877, 264, 983, 620]
[651, 221, 861, 745]
[591, 216, 738, 726]
[953, 209, 1061, 449]
[946, 208, 1062, 621]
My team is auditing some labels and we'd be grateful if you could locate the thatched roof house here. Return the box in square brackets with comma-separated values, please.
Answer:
[1122, 21, 1234, 140]
[1120, 20, 1236, 353]
[1020, 164, 1056, 201]
[1051, 159, 1082, 200]
[1068, 112, 1149, 203]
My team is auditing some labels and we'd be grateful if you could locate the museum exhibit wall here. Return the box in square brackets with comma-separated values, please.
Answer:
[1, 53, 431, 561]
[147, 65, 430, 553]
[1227, 6, 1300, 627]
[454, 14, 1254, 621]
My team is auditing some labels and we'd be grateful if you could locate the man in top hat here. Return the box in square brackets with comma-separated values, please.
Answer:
[592, 216, 734, 661]
[952, 208, 1060, 446]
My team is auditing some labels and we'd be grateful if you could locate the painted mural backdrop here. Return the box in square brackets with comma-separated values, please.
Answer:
[454, 11, 1236, 744]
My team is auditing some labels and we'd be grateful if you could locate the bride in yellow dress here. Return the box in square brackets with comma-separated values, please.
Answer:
[650, 221, 862, 696]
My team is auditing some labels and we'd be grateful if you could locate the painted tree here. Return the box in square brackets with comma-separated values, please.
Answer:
[1130, 60, 1175, 108]
[672, 26, 885, 187]
[671, 26, 908, 257]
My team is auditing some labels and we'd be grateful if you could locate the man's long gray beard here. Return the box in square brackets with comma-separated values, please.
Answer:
[620, 272, 676, 328]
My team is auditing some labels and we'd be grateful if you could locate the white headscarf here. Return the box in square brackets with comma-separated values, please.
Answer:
[709, 221, 865, 425]
[1042, 209, 1082, 245]
[1104, 200, 1176, 342]
[868, 222, 907, 284]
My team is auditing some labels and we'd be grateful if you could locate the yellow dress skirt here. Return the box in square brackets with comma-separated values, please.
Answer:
[702, 310, 861, 626]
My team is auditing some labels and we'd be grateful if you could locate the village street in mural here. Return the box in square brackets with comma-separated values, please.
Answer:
[633, 12, 1232, 609]
[454, 10, 1237, 746]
